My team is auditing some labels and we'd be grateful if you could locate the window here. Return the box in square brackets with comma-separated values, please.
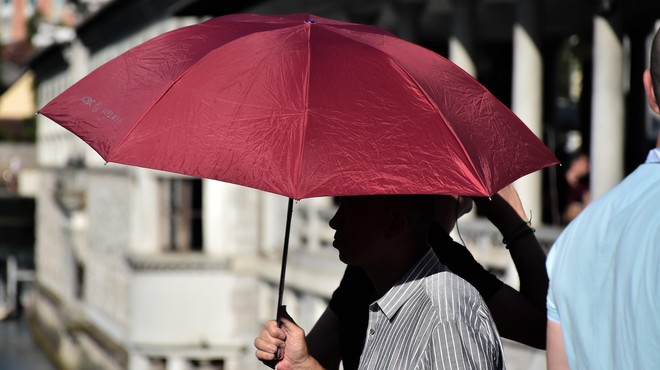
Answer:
[159, 178, 203, 252]
[190, 359, 224, 370]
[149, 357, 166, 370]
[75, 259, 85, 300]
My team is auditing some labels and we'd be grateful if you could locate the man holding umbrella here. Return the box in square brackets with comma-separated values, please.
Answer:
[255, 194, 506, 370]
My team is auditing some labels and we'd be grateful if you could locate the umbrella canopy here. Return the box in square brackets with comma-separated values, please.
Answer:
[39, 13, 558, 200]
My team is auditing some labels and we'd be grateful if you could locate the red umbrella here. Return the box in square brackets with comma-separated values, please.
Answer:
[38, 13, 558, 322]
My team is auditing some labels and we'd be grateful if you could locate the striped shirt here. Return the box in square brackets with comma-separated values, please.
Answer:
[358, 248, 505, 370]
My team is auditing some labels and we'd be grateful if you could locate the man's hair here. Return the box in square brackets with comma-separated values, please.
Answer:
[650, 27, 660, 105]
[383, 194, 436, 226]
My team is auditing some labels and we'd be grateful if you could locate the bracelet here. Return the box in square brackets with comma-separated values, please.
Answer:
[502, 222, 536, 247]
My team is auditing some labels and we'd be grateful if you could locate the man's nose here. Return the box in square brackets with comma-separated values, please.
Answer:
[329, 206, 342, 230]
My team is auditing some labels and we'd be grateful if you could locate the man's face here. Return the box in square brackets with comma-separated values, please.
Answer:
[329, 196, 391, 267]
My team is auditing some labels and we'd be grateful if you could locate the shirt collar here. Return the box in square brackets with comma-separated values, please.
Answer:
[374, 248, 447, 321]
[645, 148, 660, 164]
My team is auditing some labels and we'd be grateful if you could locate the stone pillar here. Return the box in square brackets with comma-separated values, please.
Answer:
[449, 0, 477, 77]
[68, 39, 90, 82]
[448, 0, 479, 221]
[130, 169, 159, 254]
[511, 0, 543, 221]
[166, 357, 187, 370]
[67, 39, 93, 161]
[590, 4, 625, 198]
[127, 354, 151, 370]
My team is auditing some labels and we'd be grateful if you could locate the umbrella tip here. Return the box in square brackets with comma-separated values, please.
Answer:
[305, 18, 317, 24]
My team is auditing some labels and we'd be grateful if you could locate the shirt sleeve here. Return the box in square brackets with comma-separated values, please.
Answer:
[645, 148, 660, 163]
[425, 318, 503, 370]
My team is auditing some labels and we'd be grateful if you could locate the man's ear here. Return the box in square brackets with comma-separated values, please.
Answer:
[383, 208, 407, 239]
[644, 69, 660, 114]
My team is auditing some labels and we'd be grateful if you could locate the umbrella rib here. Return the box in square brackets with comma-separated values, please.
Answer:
[291, 23, 313, 200]
[389, 61, 489, 194]
[107, 56, 214, 161]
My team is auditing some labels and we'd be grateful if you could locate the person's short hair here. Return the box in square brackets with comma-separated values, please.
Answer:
[378, 194, 436, 226]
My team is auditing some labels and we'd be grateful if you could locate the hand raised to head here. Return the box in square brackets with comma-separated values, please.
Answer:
[494, 184, 528, 221]
[472, 184, 529, 232]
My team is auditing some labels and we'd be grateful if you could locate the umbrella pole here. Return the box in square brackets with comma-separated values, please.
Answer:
[276, 197, 294, 327]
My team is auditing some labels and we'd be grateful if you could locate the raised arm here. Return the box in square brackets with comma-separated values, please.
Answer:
[472, 185, 548, 348]
[474, 185, 548, 308]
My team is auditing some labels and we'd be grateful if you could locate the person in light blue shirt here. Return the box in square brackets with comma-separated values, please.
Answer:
[545, 27, 660, 370]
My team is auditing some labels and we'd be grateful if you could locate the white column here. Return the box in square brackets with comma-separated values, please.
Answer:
[65, 39, 94, 161]
[449, 0, 477, 77]
[590, 14, 625, 198]
[204, 182, 262, 256]
[130, 169, 159, 254]
[166, 357, 188, 370]
[67, 39, 89, 82]
[127, 354, 150, 370]
[511, 0, 544, 220]
[449, 0, 478, 221]
[203, 179, 227, 256]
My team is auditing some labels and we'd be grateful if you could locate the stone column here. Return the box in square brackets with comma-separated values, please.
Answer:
[448, 0, 478, 221]
[449, 0, 477, 77]
[130, 169, 159, 254]
[166, 357, 187, 370]
[590, 4, 625, 198]
[66, 39, 93, 161]
[511, 0, 543, 221]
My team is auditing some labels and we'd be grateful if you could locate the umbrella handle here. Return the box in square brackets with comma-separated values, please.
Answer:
[274, 197, 294, 360]
[276, 198, 294, 325]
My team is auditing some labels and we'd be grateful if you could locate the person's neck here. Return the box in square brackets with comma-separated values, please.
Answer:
[363, 242, 429, 297]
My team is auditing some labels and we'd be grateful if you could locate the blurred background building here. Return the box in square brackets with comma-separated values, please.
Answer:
[1, 0, 659, 369]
